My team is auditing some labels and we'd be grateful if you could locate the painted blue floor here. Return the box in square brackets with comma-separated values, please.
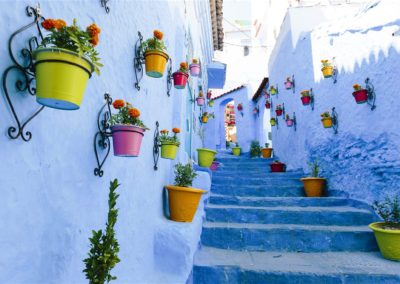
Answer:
[191, 152, 400, 283]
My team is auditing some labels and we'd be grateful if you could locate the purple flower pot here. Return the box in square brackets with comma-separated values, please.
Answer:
[111, 125, 146, 157]
[284, 81, 292, 89]
[286, 119, 294, 127]
[190, 63, 201, 76]
[196, 97, 205, 106]
[210, 161, 220, 171]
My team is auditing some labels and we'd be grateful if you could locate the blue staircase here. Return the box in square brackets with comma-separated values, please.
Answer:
[192, 153, 400, 283]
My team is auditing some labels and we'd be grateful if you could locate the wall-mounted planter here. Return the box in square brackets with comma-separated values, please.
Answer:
[144, 50, 169, 78]
[321, 58, 338, 83]
[160, 142, 179, 160]
[321, 117, 333, 128]
[208, 100, 215, 107]
[353, 89, 368, 104]
[111, 125, 145, 157]
[261, 148, 273, 158]
[196, 96, 205, 106]
[165, 185, 206, 222]
[369, 222, 400, 261]
[301, 177, 326, 197]
[320, 108, 338, 134]
[301, 96, 311, 105]
[202, 116, 208, 123]
[285, 113, 297, 130]
[321, 66, 333, 78]
[352, 79, 376, 110]
[270, 162, 286, 172]
[265, 101, 271, 109]
[210, 161, 220, 171]
[284, 75, 295, 93]
[270, 118, 276, 126]
[286, 119, 294, 127]
[276, 109, 283, 116]
[189, 62, 201, 77]
[207, 90, 212, 99]
[34, 48, 94, 110]
[173, 71, 188, 89]
[232, 147, 241, 156]
[197, 148, 217, 167]
[270, 85, 278, 96]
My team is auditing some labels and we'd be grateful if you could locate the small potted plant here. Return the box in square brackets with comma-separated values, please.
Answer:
[210, 160, 220, 171]
[285, 114, 294, 127]
[270, 117, 276, 126]
[196, 91, 205, 106]
[208, 99, 215, 107]
[165, 163, 206, 222]
[270, 85, 277, 95]
[189, 58, 201, 77]
[261, 143, 273, 158]
[265, 100, 271, 109]
[352, 84, 368, 104]
[369, 196, 400, 261]
[320, 111, 333, 128]
[232, 142, 241, 156]
[109, 99, 148, 157]
[197, 148, 217, 167]
[301, 160, 326, 197]
[34, 19, 101, 110]
[159, 128, 180, 160]
[237, 103, 244, 116]
[250, 141, 261, 158]
[207, 90, 212, 100]
[201, 112, 209, 124]
[173, 62, 189, 89]
[275, 105, 283, 116]
[301, 90, 311, 105]
[284, 77, 293, 89]
[321, 59, 333, 78]
[263, 91, 270, 99]
[270, 160, 286, 172]
[141, 30, 168, 78]
[253, 106, 259, 115]
[226, 140, 231, 148]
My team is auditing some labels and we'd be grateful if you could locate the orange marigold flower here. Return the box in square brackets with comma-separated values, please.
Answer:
[154, 29, 163, 40]
[54, 19, 66, 30]
[180, 62, 188, 70]
[87, 23, 101, 37]
[128, 108, 140, 118]
[160, 129, 169, 135]
[42, 19, 56, 30]
[172, 128, 180, 134]
[89, 34, 99, 46]
[112, 99, 125, 109]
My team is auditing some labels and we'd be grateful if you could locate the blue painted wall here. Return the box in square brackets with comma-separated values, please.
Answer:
[267, 0, 400, 203]
[0, 0, 213, 283]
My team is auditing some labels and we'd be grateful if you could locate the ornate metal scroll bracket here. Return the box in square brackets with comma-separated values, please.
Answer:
[153, 121, 160, 171]
[291, 74, 296, 94]
[93, 93, 113, 177]
[331, 107, 339, 134]
[282, 103, 286, 118]
[133, 31, 144, 91]
[2, 5, 46, 142]
[100, 0, 110, 13]
[310, 88, 315, 111]
[292, 112, 297, 131]
[166, 58, 172, 97]
[275, 116, 279, 130]
[332, 57, 338, 84]
[365, 77, 376, 111]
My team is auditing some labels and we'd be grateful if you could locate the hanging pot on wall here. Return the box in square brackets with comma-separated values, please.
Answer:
[189, 63, 201, 77]
[196, 97, 205, 106]
[352, 89, 368, 104]
[173, 71, 189, 89]
[276, 109, 283, 116]
[284, 81, 293, 90]
[34, 48, 94, 110]
[286, 119, 294, 127]
[321, 66, 333, 78]
[202, 116, 208, 123]
[265, 101, 271, 109]
[160, 142, 179, 160]
[197, 148, 217, 167]
[111, 125, 146, 157]
[321, 117, 333, 128]
[270, 118, 276, 126]
[144, 50, 169, 78]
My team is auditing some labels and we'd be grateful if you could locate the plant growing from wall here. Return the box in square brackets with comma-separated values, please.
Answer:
[250, 140, 262, 158]
[83, 179, 121, 284]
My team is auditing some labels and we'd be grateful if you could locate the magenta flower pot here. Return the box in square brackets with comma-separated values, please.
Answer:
[353, 89, 368, 104]
[189, 63, 201, 76]
[284, 81, 292, 89]
[276, 109, 283, 116]
[196, 97, 205, 106]
[173, 72, 188, 89]
[301, 96, 311, 105]
[111, 125, 145, 157]
[210, 161, 220, 171]
[286, 119, 294, 127]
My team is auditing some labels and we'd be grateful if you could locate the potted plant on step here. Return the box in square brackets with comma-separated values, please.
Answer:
[189, 59, 201, 77]
[284, 77, 293, 89]
[301, 160, 326, 197]
[141, 30, 169, 78]
[270, 160, 286, 172]
[232, 142, 241, 156]
[321, 59, 333, 78]
[320, 111, 333, 128]
[159, 128, 180, 160]
[173, 62, 189, 89]
[261, 143, 273, 158]
[166, 163, 206, 222]
[270, 117, 276, 126]
[210, 160, 220, 171]
[237, 103, 244, 116]
[196, 91, 205, 106]
[275, 105, 283, 116]
[352, 84, 368, 104]
[250, 140, 261, 158]
[34, 19, 102, 110]
[285, 114, 294, 127]
[301, 90, 311, 105]
[109, 99, 148, 157]
[270, 85, 277, 95]
[196, 148, 217, 167]
[369, 196, 400, 261]
[226, 140, 231, 148]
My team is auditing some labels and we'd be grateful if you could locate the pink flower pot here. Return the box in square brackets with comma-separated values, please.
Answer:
[270, 163, 286, 172]
[210, 161, 220, 171]
[207, 92, 212, 99]
[353, 89, 368, 104]
[196, 97, 205, 106]
[173, 72, 189, 89]
[189, 63, 201, 76]
[111, 125, 145, 157]
[284, 81, 292, 89]
[286, 119, 294, 127]
[301, 96, 311, 105]
[276, 109, 283, 116]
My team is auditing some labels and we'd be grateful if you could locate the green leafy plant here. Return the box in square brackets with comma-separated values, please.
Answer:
[160, 128, 180, 145]
[109, 99, 148, 129]
[140, 30, 167, 53]
[320, 111, 331, 118]
[308, 160, 321, 177]
[226, 141, 230, 148]
[83, 179, 121, 284]
[321, 59, 332, 67]
[174, 163, 198, 187]
[301, 90, 310, 97]
[250, 140, 262, 158]
[41, 18, 102, 74]
[373, 196, 400, 230]
[264, 143, 269, 148]
[235, 142, 239, 147]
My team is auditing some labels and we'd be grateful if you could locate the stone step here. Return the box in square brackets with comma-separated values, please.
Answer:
[211, 185, 304, 197]
[205, 204, 375, 226]
[212, 176, 303, 186]
[193, 247, 400, 284]
[201, 222, 378, 252]
[215, 157, 274, 163]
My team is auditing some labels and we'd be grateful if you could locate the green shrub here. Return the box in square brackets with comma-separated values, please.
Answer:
[250, 141, 261, 158]
[174, 163, 198, 187]
[374, 196, 400, 230]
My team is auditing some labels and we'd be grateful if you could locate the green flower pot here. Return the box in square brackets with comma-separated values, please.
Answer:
[232, 147, 241, 156]
[161, 142, 179, 160]
[369, 222, 400, 261]
[197, 148, 217, 167]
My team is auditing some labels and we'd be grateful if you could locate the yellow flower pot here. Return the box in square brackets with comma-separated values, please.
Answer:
[321, 66, 333, 78]
[33, 48, 94, 110]
[197, 148, 217, 167]
[232, 147, 241, 156]
[301, 177, 326, 197]
[270, 89, 276, 95]
[161, 142, 179, 160]
[270, 119, 276, 126]
[166, 185, 206, 222]
[144, 50, 169, 78]
[202, 116, 209, 123]
[321, 117, 333, 128]
[261, 148, 273, 158]
[369, 222, 400, 261]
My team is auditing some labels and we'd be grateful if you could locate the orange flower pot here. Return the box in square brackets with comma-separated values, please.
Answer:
[301, 177, 326, 197]
[144, 50, 169, 78]
[202, 116, 208, 123]
[321, 117, 333, 128]
[261, 148, 273, 158]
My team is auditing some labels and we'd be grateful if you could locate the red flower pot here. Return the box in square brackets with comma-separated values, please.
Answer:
[207, 91, 212, 99]
[353, 89, 368, 104]
[301, 96, 311, 105]
[265, 102, 271, 109]
[270, 163, 286, 172]
[173, 72, 189, 89]
[276, 109, 283, 116]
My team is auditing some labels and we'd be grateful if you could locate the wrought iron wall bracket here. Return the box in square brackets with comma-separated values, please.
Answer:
[276, 116, 279, 130]
[100, 0, 110, 13]
[365, 77, 376, 110]
[133, 31, 144, 91]
[331, 107, 339, 134]
[289, 112, 297, 131]
[310, 88, 315, 111]
[282, 103, 286, 118]
[291, 75, 296, 94]
[153, 121, 160, 171]
[166, 59, 172, 97]
[2, 5, 46, 142]
[93, 93, 113, 177]
[332, 57, 338, 84]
